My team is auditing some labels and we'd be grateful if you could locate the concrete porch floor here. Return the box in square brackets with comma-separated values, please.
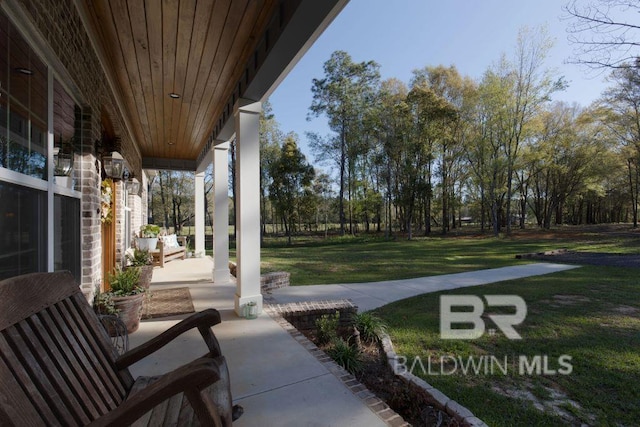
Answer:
[128, 257, 389, 427]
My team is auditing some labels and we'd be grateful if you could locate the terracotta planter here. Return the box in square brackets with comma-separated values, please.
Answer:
[111, 293, 145, 334]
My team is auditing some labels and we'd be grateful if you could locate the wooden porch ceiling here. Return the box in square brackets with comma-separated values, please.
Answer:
[82, 0, 280, 162]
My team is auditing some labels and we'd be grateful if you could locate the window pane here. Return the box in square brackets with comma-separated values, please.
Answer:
[8, 98, 46, 178]
[0, 13, 8, 94]
[0, 181, 47, 280]
[8, 22, 46, 125]
[0, 12, 48, 180]
[0, 93, 7, 168]
[54, 194, 80, 281]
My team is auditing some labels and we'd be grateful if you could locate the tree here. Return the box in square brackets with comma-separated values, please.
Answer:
[525, 103, 603, 228]
[564, 0, 640, 70]
[312, 171, 334, 237]
[406, 75, 457, 237]
[483, 27, 564, 235]
[475, 68, 511, 236]
[412, 66, 474, 234]
[308, 50, 380, 235]
[150, 171, 195, 233]
[601, 65, 640, 226]
[260, 101, 282, 239]
[268, 133, 315, 244]
[370, 78, 409, 238]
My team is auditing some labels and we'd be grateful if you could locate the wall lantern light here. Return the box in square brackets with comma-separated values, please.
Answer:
[52, 146, 73, 176]
[125, 177, 140, 195]
[103, 151, 124, 180]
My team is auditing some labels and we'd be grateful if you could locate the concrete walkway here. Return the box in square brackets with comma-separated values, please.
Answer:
[128, 258, 577, 426]
[269, 263, 578, 311]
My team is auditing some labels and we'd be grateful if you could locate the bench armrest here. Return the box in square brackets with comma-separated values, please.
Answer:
[116, 309, 222, 369]
[89, 358, 225, 427]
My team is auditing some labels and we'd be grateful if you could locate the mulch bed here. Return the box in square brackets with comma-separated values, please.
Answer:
[301, 329, 456, 426]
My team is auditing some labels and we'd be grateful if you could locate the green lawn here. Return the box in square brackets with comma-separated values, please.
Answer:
[252, 226, 640, 424]
[373, 266, 640, 426]
[258, 226, 640, 285]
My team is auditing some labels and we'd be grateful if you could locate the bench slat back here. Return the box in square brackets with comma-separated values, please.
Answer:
[0, 272, 131, 426]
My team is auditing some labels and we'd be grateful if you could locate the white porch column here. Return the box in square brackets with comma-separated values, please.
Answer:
[234, 99, 262, 317]
[194, 171, 205, 257]
[213, 141, 231, 284]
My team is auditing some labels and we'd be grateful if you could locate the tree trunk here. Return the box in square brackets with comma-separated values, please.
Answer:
[338, 121, 347, 236]
[158, 173, 170, 228]
[505, 165, 514, 235]
[480, 187, 486, 232]
[628, 158, 639, 228]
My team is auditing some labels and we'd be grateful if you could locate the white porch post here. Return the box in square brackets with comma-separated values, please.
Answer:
[213, 141, 231, 284]
[194, 171, 205, 257]
[234, 99, 262, 316]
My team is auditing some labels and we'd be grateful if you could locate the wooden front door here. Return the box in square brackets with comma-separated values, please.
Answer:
[101, 179, 116, 291]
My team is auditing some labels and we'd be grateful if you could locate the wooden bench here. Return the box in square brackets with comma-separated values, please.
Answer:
[0, 271, 241, 426]
[152, 235, 187, 267]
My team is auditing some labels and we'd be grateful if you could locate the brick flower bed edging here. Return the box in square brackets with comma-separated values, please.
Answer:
[380, 333, 489, 427]
[260, 271, 290, 292]
[228, 262, 291, 293]
[264, 301, 410, 427]
[269, 299, 356, 330]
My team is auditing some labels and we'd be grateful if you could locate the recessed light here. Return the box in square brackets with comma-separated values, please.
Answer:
[168, 93, 180, 99]
[168, 141, 175, 145]
[15, 67, 33, 75]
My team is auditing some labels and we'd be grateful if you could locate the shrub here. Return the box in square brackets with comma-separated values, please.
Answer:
[316, 311, 340, 345]
[328, 338, 363, 374]
[108, 266, 143, 296]
[354, 312, 387, 342]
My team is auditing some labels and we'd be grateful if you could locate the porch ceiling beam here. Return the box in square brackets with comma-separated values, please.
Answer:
[246, 0, 349, 101]
[141, 157, 197, 172]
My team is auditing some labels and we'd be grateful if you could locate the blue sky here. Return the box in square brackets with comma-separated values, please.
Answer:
[269, 0, 611, 161]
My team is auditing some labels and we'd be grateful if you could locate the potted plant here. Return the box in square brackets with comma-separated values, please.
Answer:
[94, 266, 145, 334]
[126, 248, 154, 290]
[138, 224, 161, 251]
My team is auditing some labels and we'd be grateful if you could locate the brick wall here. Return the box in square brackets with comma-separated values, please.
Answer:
[78, 108, 101, 299]
[15, 0, 142, 297]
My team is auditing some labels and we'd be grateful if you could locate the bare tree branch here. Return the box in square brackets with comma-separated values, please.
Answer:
[564, 0, 640, 70]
